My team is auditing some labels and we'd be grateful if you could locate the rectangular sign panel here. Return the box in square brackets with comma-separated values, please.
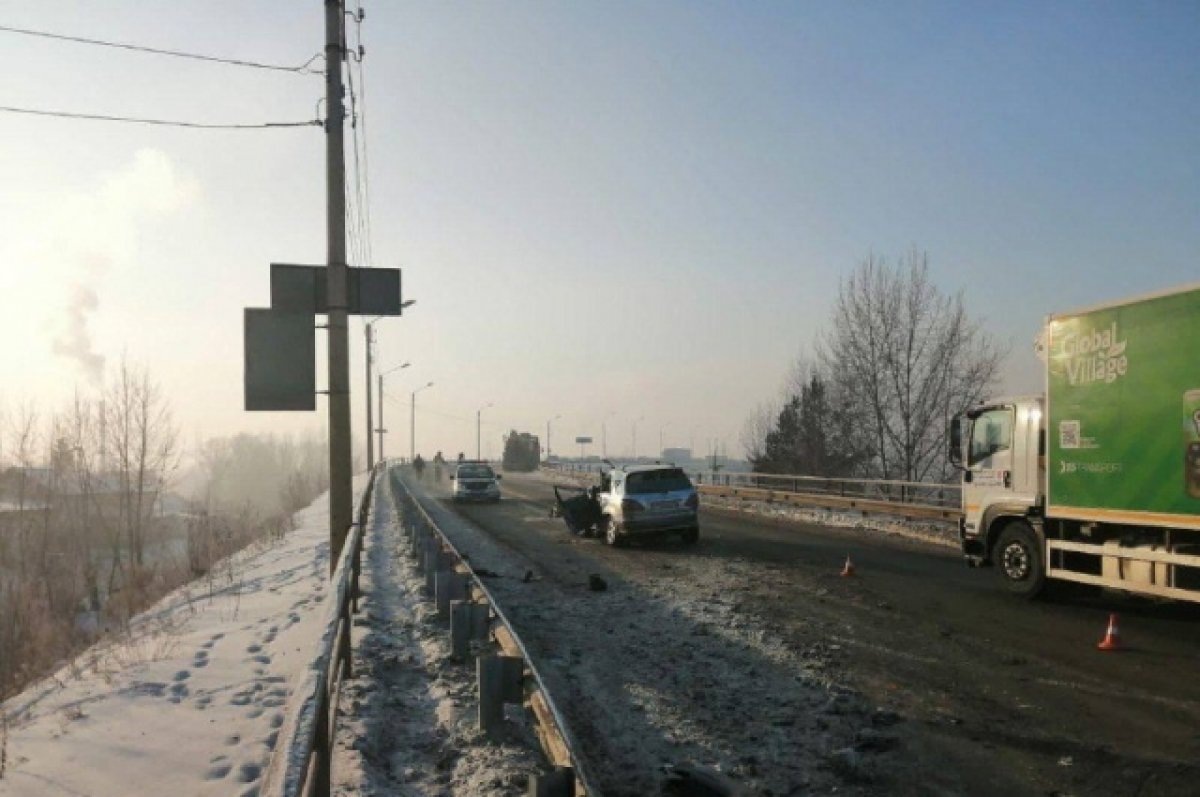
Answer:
[244, 308, 315, 411]
[1047, 285, 1200, 527]
[575, 436, 593, 444]
[270, 264, 402, 316]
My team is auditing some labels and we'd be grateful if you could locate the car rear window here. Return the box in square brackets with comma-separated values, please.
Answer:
[457, 465, 494, 479]
[625, 468, 692, 494]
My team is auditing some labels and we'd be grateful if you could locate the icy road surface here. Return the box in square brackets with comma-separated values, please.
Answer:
[420, 467, 1200, 797]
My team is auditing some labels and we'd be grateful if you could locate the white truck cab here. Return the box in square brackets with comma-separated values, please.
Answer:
[953, 396, 1043, 569]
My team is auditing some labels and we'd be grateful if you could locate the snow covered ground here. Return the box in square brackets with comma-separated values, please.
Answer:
[331, 469, 546, 795]
[0, 480, 365, 797]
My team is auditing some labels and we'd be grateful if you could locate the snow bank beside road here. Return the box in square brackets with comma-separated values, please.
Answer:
[333, 471, 545, 795]
[0, 483, 363, 797]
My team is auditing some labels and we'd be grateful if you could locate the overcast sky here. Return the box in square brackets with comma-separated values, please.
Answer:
[2, 1, 1198, 463]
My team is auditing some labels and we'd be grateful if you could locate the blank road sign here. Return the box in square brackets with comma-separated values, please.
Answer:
[244, 308, 315, 411]
[270, 264, 403, 315]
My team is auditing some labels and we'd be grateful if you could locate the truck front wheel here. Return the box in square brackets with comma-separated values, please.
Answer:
[994, 521, 1045, 599]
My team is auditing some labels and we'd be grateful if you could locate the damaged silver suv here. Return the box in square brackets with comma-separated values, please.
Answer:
[555, 464, 700, 546]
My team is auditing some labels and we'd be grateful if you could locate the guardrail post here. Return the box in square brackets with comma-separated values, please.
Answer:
[451, 600, 491, 661]
[425, 548, 453, 596]
[339, 602, 353, 680]
[436, 571, 470, 624]
[311, 688, 331, 797]
[422, 537, 441, 593]
[529, 766, 576, 796]
[478, 655, 524, 737]
[351, 528, 363, 614]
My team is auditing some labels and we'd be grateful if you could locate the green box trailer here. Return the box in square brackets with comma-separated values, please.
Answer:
[953, 282, 1200, 602]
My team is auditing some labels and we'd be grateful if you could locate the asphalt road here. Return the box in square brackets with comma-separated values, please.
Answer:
[433, 470, 1200, 796]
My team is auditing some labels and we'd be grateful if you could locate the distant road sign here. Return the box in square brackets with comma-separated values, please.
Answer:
[575, 436, 593, 444]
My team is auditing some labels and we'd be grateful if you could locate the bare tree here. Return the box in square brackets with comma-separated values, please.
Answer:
[740, 402, 778, 466]
[104, 358, 178, 573]
[820, 249, 1003, 482]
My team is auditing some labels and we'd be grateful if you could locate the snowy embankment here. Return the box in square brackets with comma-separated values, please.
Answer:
[0, 479, 366, 797]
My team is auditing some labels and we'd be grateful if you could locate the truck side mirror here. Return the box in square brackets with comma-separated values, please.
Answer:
[949, 418, 964, 468]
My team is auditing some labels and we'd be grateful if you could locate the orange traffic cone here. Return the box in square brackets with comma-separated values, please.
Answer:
[840, 554, 856, 577]
[1097, 613, 1122, 651]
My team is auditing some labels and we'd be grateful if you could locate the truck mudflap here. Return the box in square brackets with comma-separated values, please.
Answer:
[553, 485, 602, 535]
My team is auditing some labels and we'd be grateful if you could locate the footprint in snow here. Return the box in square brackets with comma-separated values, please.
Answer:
[128, 682, 167, 698]
[251, 654, 271, 665]
[173, 670, 191, 681]
[204, 762, 232, 780]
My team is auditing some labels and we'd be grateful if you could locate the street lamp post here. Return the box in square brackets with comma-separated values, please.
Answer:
[476, 402, 493, 460]
[376, 362, 410, 461]
[602, 411, 616, 459]
[659, 422, 671, 458]
[546, 414, 561, 461]
[364, 300, 415, 469]
[411, 381, 434, 462]
[632, 415, 644, 459]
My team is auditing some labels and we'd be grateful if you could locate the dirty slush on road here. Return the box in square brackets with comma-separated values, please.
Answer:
[406, 467, 1200, 797]
[402, 471, 912, 797]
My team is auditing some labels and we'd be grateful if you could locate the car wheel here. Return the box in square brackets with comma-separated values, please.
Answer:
[994, 521, 1045, 599]
[603, 516, 624, 547]
[681, 526, 699, 545]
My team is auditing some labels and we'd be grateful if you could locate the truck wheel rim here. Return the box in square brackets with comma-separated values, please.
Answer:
[1002, 542, 1030, 580]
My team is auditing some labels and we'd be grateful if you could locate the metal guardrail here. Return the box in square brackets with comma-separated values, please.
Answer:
[543, 461, 963, 523]
[260, 467, 376, 797]
[392, 467, 599, 797]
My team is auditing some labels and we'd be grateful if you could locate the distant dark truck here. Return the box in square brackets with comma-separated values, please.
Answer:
[554, 464, 700, 547]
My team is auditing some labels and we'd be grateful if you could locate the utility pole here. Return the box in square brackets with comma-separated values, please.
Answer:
[324, 0, 351, 576]
[546, 414, 561, 461]
[377, 374, 385, 459]
[477, 403, 493, 460]
[376, 361, 409, 462]
[365, 323, 374, 469]
[411, 382, 433, 462]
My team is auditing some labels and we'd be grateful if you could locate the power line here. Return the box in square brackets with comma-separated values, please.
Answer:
[0, 23, 322, 74]
[0, 104, 321, 129]
[351, 2, 374, 268]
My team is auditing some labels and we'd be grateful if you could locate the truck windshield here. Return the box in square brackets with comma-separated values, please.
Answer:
[626, 468, 692, 494]
[969, 409, 1012, 466]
